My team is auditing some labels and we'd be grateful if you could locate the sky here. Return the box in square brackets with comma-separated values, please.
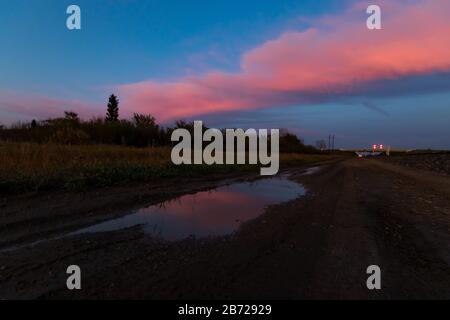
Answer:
[1, 0, 450, 149]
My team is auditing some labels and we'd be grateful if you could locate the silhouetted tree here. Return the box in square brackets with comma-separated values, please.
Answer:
[316, 139, 327, 151]
[175, 120, 194, 130]
[31, 119, 37, 128]
[175, 120, 188, 128]
[133, 113, 156, 128]
[64, 111, 79, 122]
[106, 94, 119, 122]
[279, 130, 317, 153]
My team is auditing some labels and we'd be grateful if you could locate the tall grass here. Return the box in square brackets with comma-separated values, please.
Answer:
[0, 142, 175, 192]
[0, 142, 170, 177]
[0, 142, 258, 193]
[0, 142, 332, 193]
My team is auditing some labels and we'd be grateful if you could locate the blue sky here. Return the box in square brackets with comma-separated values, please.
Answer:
[0, 0, 348, 96]
[1, 0, 450, 149]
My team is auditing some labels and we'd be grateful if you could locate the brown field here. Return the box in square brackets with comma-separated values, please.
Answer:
[0, 141, 333, 193]
[0, 142, 171, 178]
[383, 152, 450, 176]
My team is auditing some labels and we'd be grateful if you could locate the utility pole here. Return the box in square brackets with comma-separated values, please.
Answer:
[332, 135, 335, 151]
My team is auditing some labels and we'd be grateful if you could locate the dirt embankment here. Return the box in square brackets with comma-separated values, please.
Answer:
[1, 157, 450, 299]
[384, 153, 450, 176]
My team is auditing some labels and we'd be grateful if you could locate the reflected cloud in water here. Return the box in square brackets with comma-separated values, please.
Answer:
[73, 176, 305, 241]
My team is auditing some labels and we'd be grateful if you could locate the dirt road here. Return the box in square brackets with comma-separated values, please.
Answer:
[1, 158, 450, 299]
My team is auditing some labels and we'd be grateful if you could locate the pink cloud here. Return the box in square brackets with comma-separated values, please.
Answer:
[119, 0, 450, 122]
[0, 90, 101, 123]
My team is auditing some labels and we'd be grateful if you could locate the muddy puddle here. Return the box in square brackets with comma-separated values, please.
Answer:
[70, 176, 305, 241]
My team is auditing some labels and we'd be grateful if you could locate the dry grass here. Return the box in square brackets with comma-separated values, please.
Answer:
[0, 142, 177, 192]
[0, 142, 334, 193]
[0, 142, 171, 178]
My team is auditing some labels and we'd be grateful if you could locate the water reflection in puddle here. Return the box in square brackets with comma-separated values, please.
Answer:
[72, 176, 305, 241]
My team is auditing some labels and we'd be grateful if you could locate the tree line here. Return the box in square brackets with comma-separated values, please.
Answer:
[0, 94, 319, 153]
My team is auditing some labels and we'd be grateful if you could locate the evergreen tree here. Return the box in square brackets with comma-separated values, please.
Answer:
[106, 94, 119, 122]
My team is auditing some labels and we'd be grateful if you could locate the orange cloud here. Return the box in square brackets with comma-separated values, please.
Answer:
[119, 0, 450, 122]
